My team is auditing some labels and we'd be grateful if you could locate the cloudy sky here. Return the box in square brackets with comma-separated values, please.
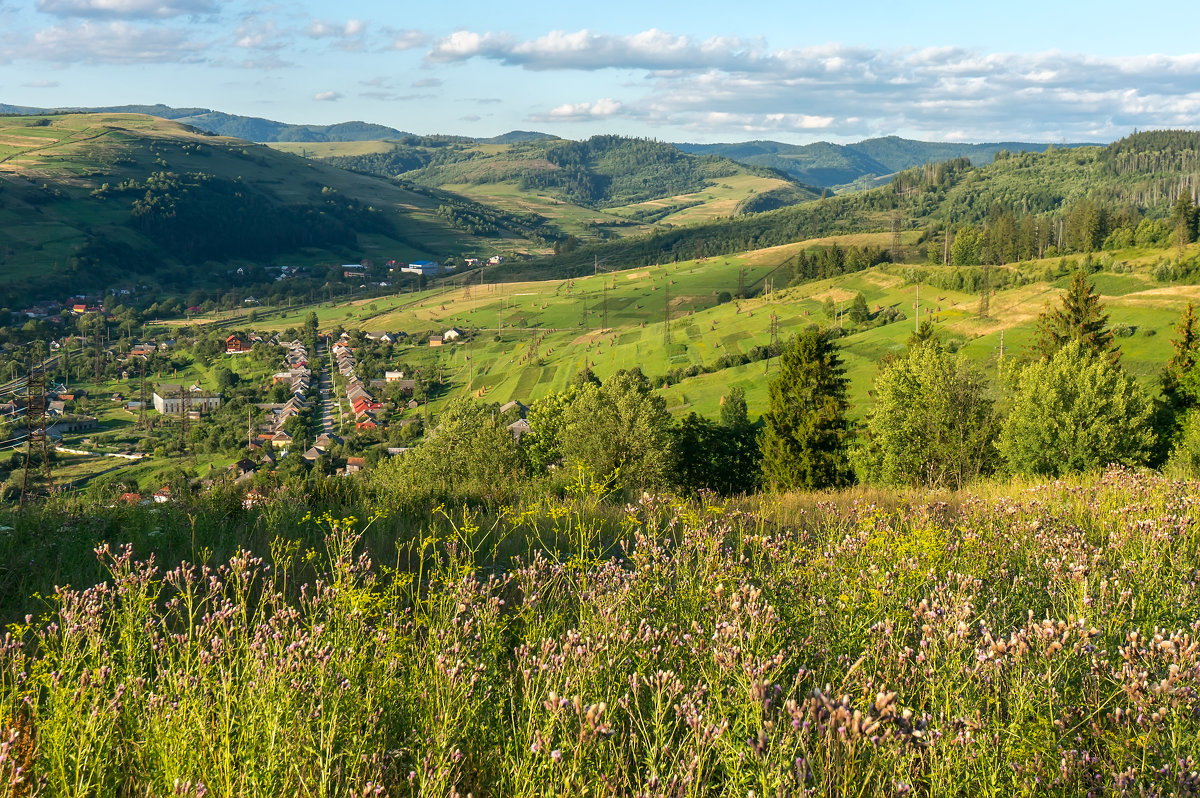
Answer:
[2, 0, 1199, 144]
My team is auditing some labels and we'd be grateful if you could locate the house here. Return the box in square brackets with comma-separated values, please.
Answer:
[271, 430, 293, 445]
[385, 370, 406, 382]
[47, 400, 67, 416]
[231, 459, 257, 477]
[152, 486, 172, 504]
[302, 446, 323, 462]
[401, 261, 441, 277]
[119, 492, 142, 505]
[152, 386, 222, 415]
[464, 258, 480, 267]
[429, 336, 443, 347]
[344, 457, 366, 474]
[225, 335, 248, 355]
[500, 400, 528, 417]
[355, 417, 378, 430]
[443, 327, 463, 341]
[341, 264, 366, 279]
[314, 433, 340, 450]
[487, 255, 503, 266]
[365, 330, 388, 341]
[507, 418, 531, 443]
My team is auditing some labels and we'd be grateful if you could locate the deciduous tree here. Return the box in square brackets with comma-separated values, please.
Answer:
[998, 340, 1154, 476]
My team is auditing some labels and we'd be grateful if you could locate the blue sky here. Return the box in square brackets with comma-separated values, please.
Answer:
[2, 0, 1199, 143]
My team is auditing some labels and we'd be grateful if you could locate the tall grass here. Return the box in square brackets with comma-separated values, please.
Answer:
[3, 467, 1200, 795]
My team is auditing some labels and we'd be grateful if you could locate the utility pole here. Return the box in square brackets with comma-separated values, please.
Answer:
[663, 282, 671, 345]
[737, 266, 746, 299]
[602, 281, 609, 330]
[914, 282, 920, 333]
[998, 328, 1005, 381]
[138, 360, 149, 430]
[19, 361, 51, 507]
[979, 264, 991, 318]
[891, 214, 902, 262]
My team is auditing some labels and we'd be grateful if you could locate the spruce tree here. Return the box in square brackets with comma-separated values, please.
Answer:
[759, 330, 853, 491]
[1034, 270, 1117, 361]
[1165, 302, 1200, 408]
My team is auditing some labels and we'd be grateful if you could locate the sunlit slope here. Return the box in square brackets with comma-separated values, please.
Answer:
[0, 114, 545, 304]
[251, 234, 1195, 422]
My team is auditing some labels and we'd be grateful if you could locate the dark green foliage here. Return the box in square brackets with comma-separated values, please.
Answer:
[1033, 270, 1117, 361]
[759, 330, 853, 491]
[672, 387, 760, 496]
[856, 342, 999, 489]
[129, 171, 378, 261]
[848, 292, 869, 324]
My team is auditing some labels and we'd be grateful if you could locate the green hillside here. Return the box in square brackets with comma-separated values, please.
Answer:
[274, 134, 820, 237]
[247, 233, 1198, 425]
[517, 131, 1200, 281]
[0, 113, 557, 305]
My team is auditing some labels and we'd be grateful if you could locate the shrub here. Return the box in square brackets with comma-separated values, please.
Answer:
[998, 340, 1155, 476]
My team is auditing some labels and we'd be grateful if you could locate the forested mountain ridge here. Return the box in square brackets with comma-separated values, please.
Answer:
[310, 134, 820, 210]
[677, 136, 1095, 189]
[507, 131, 1200, 280]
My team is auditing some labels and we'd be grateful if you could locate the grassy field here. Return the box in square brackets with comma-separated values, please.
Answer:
[2, 469, 1198, 794]
[227, 235, 1200, 422]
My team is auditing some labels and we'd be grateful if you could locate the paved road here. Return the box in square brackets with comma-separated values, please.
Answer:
[315, 341, 336, 435]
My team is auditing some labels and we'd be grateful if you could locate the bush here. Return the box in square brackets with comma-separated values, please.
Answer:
[856, 342, 999, 489]
[1112, 323, 1135, 337]
[998, 340, 1155, 476]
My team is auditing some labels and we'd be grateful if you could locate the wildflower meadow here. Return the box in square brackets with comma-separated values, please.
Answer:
[2, 467, 1200, 795]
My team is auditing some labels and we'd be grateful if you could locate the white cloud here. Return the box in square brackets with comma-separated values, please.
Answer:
[386, 28, 426, 51]
[307, 18, 367, 51]
[537, 97, 623, 122]
[25, 20, 203, 63]
[429, 28, 766, 72]
[23, 79, 60, 87]
[36, 0, 216, 19]
[313, 90, 341, 101]
[435, 30, 1200, 139]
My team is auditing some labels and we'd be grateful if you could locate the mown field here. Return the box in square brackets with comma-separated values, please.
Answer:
[1, 468, 1197, 794]
[239, 235, 1200, 420]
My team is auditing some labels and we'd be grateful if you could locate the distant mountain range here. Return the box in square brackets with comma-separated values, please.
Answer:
[0, 102, 1097, 187]
[0, 103, 558, 145]
[675, 136, 1095, 189]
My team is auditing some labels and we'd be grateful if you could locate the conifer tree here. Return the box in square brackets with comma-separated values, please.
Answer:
[848, 292, 870, 324]
[1164, 302, 1200, 408]
[1033, 270, 1117, 361]
[759, 330, 853, 491]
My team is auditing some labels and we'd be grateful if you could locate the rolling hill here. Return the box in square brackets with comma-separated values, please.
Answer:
[676, 136, 1095, 190]
[275, 134, 823, 239]
[0, 113, 559, 305]
[513, 130, 1200, 282]
[239, 232, 1198, 425]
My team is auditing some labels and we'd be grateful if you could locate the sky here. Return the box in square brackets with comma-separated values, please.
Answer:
[2, 0, 1200, 144]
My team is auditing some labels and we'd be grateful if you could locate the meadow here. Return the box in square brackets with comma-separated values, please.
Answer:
[1, 467, 1198, 794]
[242, 235, 1198, 420]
